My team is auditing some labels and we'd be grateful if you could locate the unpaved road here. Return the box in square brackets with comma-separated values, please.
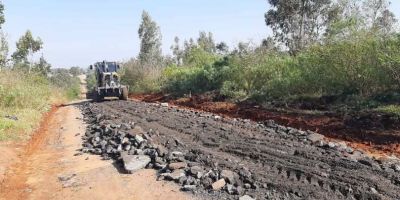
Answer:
[0, 79, 194, 200]
[82, 100, 400, 200]
[1, 76, 400, 200]
[0, 104, 193, 200]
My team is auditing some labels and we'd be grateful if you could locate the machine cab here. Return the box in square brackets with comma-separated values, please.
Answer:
[93, 61, 120, 73]
[90, 61, 120, 72]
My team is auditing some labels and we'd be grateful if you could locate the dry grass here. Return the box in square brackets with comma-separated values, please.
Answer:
[0, 70, 71, 141]
[375, 105, 400, 116]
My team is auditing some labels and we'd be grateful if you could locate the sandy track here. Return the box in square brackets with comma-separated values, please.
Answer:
[0, 103, 194, 200]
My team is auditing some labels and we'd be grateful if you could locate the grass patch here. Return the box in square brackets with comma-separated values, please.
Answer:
[0, 69, 80, 141]
[0, 108, 45, 141]
[375, 105, 400, 116]
[0, 71, 51, 141]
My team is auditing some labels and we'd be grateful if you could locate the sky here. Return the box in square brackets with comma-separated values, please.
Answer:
[2, 0, 400, 68]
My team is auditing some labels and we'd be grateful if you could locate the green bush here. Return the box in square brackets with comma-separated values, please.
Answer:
[161, 47, 222, 95]
[121, 59, 162, 94]
[162, 64, 219, 95]
[221, 34, 400, 103]
[124, 33, 400, 110]
[378, 34, 400, 88]
[49, 69, 81, 100]
[220, 51, 294, 100]
[86, 70, 96, 91]
[295, 35, 392, 98]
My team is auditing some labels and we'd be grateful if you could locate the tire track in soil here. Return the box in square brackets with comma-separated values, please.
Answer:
[85, 100, 400, 200]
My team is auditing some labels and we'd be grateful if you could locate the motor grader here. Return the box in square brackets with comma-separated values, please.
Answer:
[89, 61, 128, 101]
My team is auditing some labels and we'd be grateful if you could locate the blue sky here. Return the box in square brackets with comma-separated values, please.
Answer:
[2, 0, 400, 68]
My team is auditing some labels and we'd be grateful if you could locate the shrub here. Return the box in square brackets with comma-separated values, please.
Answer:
[49, 69, 81, 100]
[162, 64, 220, 95]
[295, 35, 392, 98]
[86, 70, 96, 91]
[220, 51, 294, 100]
[122, 32, 400, 110]
[161, 47, 222, 95]
[121, 59, 162, 94]
[378, 34, 400, 87]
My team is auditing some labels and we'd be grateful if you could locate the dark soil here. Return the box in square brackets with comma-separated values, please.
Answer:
[131, 93, 400, 157]
[82, 100, 400, 200]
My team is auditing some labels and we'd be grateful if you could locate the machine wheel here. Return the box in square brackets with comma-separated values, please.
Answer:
[93, 91, 104, 102]
[120, 87, 128, 101]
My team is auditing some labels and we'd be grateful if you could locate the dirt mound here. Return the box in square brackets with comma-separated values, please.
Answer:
[131, 93, 400, 157]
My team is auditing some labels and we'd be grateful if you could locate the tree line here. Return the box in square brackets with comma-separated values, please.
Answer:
[122, 0, 400, 110]
[0, 7, 50, 75]
[0, 0, 82, 112]
[130, 0, 397, 65]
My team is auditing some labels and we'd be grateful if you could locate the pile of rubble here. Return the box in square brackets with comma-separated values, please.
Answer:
[80, 102, 400, 199]
[81, 112, 257, 199]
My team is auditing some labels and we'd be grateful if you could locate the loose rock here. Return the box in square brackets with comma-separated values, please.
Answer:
[161, 103, 169, 107]
[168, 162, 187, 170]
[220, 169, 236, 184]
[211, 179, 226, 191]
[121, 153, 151, 173]
[134, 135, 145, 144]
[182, 185, 196, 191]
[240, 195, 255, 200]
[129, 126, 145, 136]
[162, 169, 186, 181]
[307, 133, 324, 144]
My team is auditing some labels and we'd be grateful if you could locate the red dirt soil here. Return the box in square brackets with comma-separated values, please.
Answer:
[130, 93, 400, 158]
[0, 105, 59, 200]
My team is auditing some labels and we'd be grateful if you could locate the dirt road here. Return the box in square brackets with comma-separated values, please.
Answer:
[1, 76, 400, 200]
[0, 80, 194, 200]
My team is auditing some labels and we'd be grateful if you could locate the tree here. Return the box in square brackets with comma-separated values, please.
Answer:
[261, 37, 278, 51]
[0, 1, 5, 30]
[171, 36, 184, 65]
[0, 1, 7, 70]
[216, 42, 229, 54]
[325, 0, 397, 39]
[138, 11, 162, 66]
[325, 0, 361, 39]
[376, 8, 397, 35]
[33, 55, 51, 76]
[235, 42, 252, 56]
[197, 31, 216, 53]
[183, 38, 196, 56]
[181, 38, 197, 64]
[11, 30, 43, 72]
[362, 0, 397, 34]
[69, 66, 83, 76]
[265, 0, 332, 55]
[0, 32, 8, 69]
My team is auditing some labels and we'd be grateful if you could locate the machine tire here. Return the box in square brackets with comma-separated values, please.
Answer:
[93, 91, 104, 102]
[120, 87, 128, 101]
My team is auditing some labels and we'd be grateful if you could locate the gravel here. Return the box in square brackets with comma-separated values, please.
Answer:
[79, 101, 400, 200]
